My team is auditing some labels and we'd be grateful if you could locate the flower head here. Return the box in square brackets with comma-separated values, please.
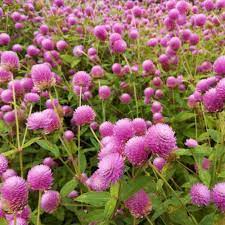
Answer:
[98, 153, 124, 184]
[144, 123, 177, 157]
[71, 105, 96, 126]
[1, 51, 19, 70]
[27, 165, 53, 191]
[0, 154, 8, 175]
[41, 190, 60, 213]
[190, 183, 211, 206]
[1, 176, 28, 212]
[124, 136, 149, 166]
[125, 189, 152, 218]
[212, 182, 225, 212]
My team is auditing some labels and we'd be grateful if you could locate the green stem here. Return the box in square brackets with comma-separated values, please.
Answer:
[90, 127, 102, 146]
[146, 216, 154, 225]
[36, 191, 42, 225]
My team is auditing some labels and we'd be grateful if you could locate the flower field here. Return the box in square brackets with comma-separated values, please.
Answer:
[0, 0, 225, 224]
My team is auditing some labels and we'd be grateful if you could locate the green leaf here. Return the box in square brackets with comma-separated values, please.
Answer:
[75, 192, 110, 207]
[0, 218, 8, 225]
[23, 137, 41, 149]
[60, 178, 78, 198]
[104, 198, 117, 220]
[171, 112, 195, 122]
[199, 213, 215, 225]
[36, 140, 60, 158]
[79, 151, 87, 172]
[208, 129, 219, 143]
[120, 176, 150, 201]
[199, 170, 211, 186]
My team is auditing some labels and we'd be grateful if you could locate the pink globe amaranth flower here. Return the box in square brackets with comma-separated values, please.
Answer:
[24, 93, 40, 103]
[91, 65, 104, 78]
[1, 51, 19, 70]
[124, 136, 149, 166]
[27, 45, 40, 57]
[41, 39, 54, 51]
[125, 189, 152, 218]
[144, 87, 154, 98]
[67, 190, 79, 198]
[31, 64, 55, 90]
[56, 40, 68, 51]
[166, 76, 177, 88]
[0, 33, 10, 46]
[72, 71, 91, 88]
[71, 105, 96, 126]
[2, 169, 17, 181]
[27, 165, 53, 191]
[1, 89, 13, 103]
[90, 121, 98, 130]
[98, 153, 124, 184]
[132, 118, 147, 136]
[112, 39, 127, 54]
[63, 130, 74, 141]
[144, 123, 177, 157]
[93, 25, 107, 41]
[73, 45, 84, 57]
[203, 88, 224, 112]
[0, 154, 8, 175]
[42, 157, 56, 168]
[20, 78, 33, 92]
[153, 157, 166, 171]
[112, 63, 122, 75]
[151, 101, 162, 113]
[113, 118, 134, 142]
[216, 78, 225, 101]
[0, 67, 13, 83]
[99, 121, 114, 137]
[169, 37, 181, 51]
[6, 205, 31, 221]
[212, 182, 225, 212]
[9, 217, 27, 225]
[185, 138, 198, 148]
[3, 111, 15, 124]
[99, 85, 111, 100]
[120, 93, 131, 104]
[1, 176, 28, 212]
[27, 109, 60, 134]
[142, 60, 155, 74]
[86, 170, 110, 191]
[41, 190, 60, 214]
[190, 183, 211, 206]
[213, 56, 225, 76]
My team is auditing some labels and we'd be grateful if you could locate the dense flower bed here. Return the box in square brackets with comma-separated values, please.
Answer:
[0, 0, 225, 224]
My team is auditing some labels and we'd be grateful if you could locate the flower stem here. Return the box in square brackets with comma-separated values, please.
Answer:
[36, 190, 42, 225]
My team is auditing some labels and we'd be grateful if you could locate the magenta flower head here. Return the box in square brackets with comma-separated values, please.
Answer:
[99, 121, 114, 137]
[125, 189, 152, 218]
[56, 40, 68, 52]
[9, 217, 27, 225]
[120, 93, 131, 104]
[27, 109, 60, 134]
[24, 93, 40, 103]
[0, 176, 28, 212]
[93, 25, 107, 41]
[124, 136, 149, 166]
[213, 56, 225, 76]
[212, 182, 225, 212]
[72, 71, 91, 88]
[91, 65, 104, 78]
[0, 67, 13, 83]
[73, 45, 84, 57]
[203, 88, 224, 112]
[1, 169, 17, 181]
[185, 138, 198, 148]
[190, 183, 211, 206]
[41, 190, 60, 213]
[86, 170, 110, 191]
[71, 105, 96, 126]
[99, 85, 111, 100]
[98, 153, 124, 184]
[112, 39, 127, 54]
[31, 63, 55, 90]
[63, 130, 74, 141]
[113, 118, 134, 142]
[142, 60, 155, 74]
[0, 154, 8, 175]
[1, 51, 19, 70]
[132, 118, 147, 136]
[144, 123, 177, 157]
[216, 78, 225, 100]
[0, 33, 10, 46]
[27, 164, 53, 191]
[153, 157, 166, 171]
[42, 157, 56, 168]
